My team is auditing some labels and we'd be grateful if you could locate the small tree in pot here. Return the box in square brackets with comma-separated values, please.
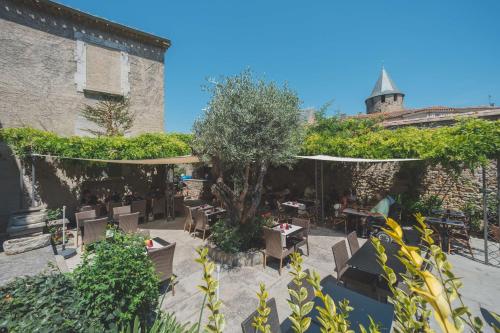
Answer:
[193, 70, 303, 226]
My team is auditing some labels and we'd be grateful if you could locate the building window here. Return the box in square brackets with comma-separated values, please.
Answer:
[381, 95, 385, 103]
[85, 43, 122, 95]
[394, 94, 398, 102]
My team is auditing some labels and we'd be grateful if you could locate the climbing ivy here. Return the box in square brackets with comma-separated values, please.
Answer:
[0, 127, 193, 160]
[303, 117, 500, 169]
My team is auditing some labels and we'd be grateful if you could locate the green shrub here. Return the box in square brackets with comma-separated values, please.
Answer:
[210, 217, 272, 253]
[0, 273, 103, 332]
[73, 230, 159, 329]
[121, 314, 198, 333]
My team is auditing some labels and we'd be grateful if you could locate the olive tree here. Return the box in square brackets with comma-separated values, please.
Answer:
[193, 71, 303, 225]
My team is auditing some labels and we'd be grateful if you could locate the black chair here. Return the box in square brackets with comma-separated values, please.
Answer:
[241, 298, 282, 333]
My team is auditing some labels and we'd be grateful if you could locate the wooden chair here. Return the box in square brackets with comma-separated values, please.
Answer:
[131, 200, 147, 222]
[113, 205, 131, 221]
[152, 197, 166, 219]
[148, 243, 176, 295]
[118, 212, 139, 234]
[263, 227, 294, 275]
[331, 240, 377, 296]
[75, 209, 97, 247]
[82, 217, 108, 248]
[290, 217, 310, 256]
[183, 206, 195, 233]
[241, 298, 281, 333]
[193, 209, 210, 240]
[347, 231, 360, 256]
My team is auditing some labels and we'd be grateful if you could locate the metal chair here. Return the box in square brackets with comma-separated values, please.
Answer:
[290, 217, 310, 256]
[347, 231, 360, 256]
[331, 240, 377, 297]
[82, 217, 108, 248]
[131, 200, 147, 222]
[148, 242, 176, 295]
[193, 209, 210, 240]
[241, 298, 281, 333]
[75, 209, 96, 247]
[113, 205, 131, 221]
[118, 212, 140, 234]
[263, 227, 294, 275]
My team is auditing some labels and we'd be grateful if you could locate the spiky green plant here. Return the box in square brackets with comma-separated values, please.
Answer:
[252, 283, 272, 333]
[287, 252, 314, 333]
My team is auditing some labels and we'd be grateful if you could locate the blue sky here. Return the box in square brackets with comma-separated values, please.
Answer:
[58, 0, 500, 133]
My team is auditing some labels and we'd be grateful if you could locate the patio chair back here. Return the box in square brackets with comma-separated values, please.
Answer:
[113, 205, 131, 221]
[108, 202, 123, 219]
[183, 205, 195, 232]
[75, 209, 96, 230]
[152, 197, 166, 217]
[118, 212, 139, 233]
[131, 200, 147, 219]
[347, 231, 360, 255]
[83, 217, 108, 246]
[194, 209, 208, 230]
[332, 240, 350, 281]
[291, 217, 310, 237]
[148, 242, 176, 282]
[263, 227, 284, 258]
[80, 205, 94, 212]
[241, 298, 281, 333]
[287, 269, 315, 304]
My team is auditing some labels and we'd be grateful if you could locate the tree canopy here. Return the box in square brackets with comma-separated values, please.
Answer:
[193, 70, 303, 224]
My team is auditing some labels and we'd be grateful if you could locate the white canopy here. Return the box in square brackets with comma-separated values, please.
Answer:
[296, 155, 420, 163]
[31, 154, 200, 165]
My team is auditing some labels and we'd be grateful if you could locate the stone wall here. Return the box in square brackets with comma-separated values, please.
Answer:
[366, 93, 404, 114]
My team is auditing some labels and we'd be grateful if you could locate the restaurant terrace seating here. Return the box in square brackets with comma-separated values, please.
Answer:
[74, 209, 97, 247]
[331, 240, 377, 297]
[193, 208, 210, 240]
[152, 197, 166, 219]
[131, 199, 147, 222]
[107, 202, 123, 219]
[290, 217, 311, 256]
[82, 217, 108, 248]
[263, 227, 294, 275]
[148, 242, 176, 295]
[118, 212, 140, 234]
[113, 205, 131, 221]
[347, 231, 360, 255]
[183, 206, 195, 233]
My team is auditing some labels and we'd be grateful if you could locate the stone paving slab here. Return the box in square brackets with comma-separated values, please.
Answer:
[0, 245, 56, 286]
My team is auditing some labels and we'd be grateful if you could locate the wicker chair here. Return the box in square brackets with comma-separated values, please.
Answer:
[113, 205, 131, 221]
[79, 205, 94, 212]
[290, 217, 310, 256]
[183, 206, 195, 233]
[75, 209, 97, 247]
[152, 197, 166, 219]
[346, 231, 360, 256]
[131, 200, 147, 222]
[193, 209, 210, 240]
[82, 217, 108, 248]
[287, 268, 315, 304]
[241, 298, 281, 333]
[263, 227, 294, 275]
[107, 202, 123, 219]
[331, 240, 377, 297]
[118, 212, 139, 233]
[448, 222, 474, 258]
[148, 243, 176, 295]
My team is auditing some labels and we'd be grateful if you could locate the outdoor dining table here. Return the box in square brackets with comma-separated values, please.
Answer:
[431, 209, 466, 219]
[424, 216, 465, 251]
[342, 208, 370, 236]
[146, 237, 170, 251]
[205, 207, 227, 223]
[307, 277, 394, 333]
[272, 223, 303, 247]
[347, 241, 405, 281]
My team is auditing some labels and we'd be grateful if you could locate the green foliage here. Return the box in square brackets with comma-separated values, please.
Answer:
[121, 314, 198, 333]
[193, 70, 304, 225]
[304, 117, 500, 170]
[81, 98, 134, 136]
[210, 217, 270, 253]
[287, 252, 313, 333]
[195, 247, 225, 333]
[0, 273, 103, 332]
[73, 230, 159, 330]
[252, 283, 272, 333]
[409, 195, 443, 217]
[0, 127, 192, 160]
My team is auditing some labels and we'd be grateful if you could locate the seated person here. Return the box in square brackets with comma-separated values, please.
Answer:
[339, 190, 350, 212]
[363, 192, 395, 236]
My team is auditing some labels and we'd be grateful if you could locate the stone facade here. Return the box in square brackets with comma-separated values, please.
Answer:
[366, 93, 405, 114]
[0, 0, 170, 232]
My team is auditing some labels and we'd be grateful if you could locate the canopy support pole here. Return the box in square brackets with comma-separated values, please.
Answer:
[31, 157, 37, 207]
[483, 166, 488, 265]
[497, 159, 500, 228]
[315, 160, 318, 221]
[321, 160, 324, 224]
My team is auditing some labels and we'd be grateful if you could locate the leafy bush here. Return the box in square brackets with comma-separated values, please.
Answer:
[210, 217, 272, 253]
[121, 314, 198, 333]
[73, 230, 159, 329]
[409, 195, 443, 216]
[0, 127, 192, 160]
[0, 273, 103, 332]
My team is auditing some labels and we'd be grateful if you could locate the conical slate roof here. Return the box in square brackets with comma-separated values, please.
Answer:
[367, 67, 404, 99]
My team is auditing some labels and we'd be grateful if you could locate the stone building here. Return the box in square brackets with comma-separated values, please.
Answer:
[0, 0, 171, 233]
[365, 67, 405, 114]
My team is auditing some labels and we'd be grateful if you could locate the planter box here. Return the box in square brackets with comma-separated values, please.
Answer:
[207, 245, 263, 267]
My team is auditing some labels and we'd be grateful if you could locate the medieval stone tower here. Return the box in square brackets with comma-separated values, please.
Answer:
[365, 67, 405, 114]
